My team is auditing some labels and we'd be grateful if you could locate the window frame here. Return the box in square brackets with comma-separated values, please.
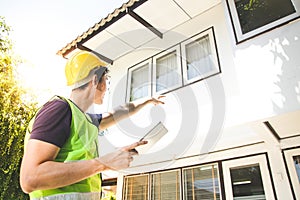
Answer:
[181, 27, 220, 85]
[182, 163, 221, 200]
[150, 169, 182, 200]
[226, 0, 300, 43]
[283, 148, 300, 199]
[126, 58, 152, 102]
[122, 174, 150, 200]
[222, 154, 275, 200]
[125, 27, 221, 102]
[152, 45, 183, 95]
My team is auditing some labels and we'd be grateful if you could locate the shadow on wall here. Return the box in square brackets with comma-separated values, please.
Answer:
[233, 21, 300, 115]
[269, 32, 300, 114]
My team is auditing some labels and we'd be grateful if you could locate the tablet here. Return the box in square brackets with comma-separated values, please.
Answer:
[137, 121, 168, 153]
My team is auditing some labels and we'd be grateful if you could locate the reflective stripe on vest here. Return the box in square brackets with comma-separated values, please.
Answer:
[25, 96, 101, 199]
[30, 192, 100, 200]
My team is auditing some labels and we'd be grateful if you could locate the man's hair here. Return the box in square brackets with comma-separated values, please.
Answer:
[95, 67, 109, 83]
[74, 67, 109, 91]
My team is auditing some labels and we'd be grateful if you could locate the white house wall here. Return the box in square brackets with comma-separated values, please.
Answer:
[103, 1, 280, 157]
[95, 1, 300, 199]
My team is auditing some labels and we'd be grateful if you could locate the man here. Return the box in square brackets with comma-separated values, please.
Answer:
[20, 50, 164, 199]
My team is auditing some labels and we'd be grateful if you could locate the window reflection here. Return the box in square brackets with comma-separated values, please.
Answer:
[234, 0, 296, 34]
[230, 164, 266, 200]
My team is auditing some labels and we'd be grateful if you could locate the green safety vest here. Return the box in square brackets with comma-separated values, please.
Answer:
[25, 96, 101, 200]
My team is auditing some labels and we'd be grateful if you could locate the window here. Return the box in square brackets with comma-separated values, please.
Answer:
[123, 174, 149, 200]
[226, 0, 300, 43]
[283, 148, 300, 199]
[126, 27, 220, 102]
[181, 28, 220, 84]
[222, 154, 275, 199]
[183, 164, 221, 200]
[151, 170, 181, 200]
[230, 164, 265, 199]
[126, 59, 151, 102]
[293, 155, 300, 182]
[153, 46, 182, 95]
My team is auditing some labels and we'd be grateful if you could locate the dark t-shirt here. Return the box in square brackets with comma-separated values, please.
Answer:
[30, 99, 102, 148]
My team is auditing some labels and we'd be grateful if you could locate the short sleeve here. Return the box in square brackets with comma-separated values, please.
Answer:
[30, 99, 72, 148]
[87, 113, 102, 127]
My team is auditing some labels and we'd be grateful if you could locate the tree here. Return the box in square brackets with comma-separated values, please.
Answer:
[0, 16, 37, 200]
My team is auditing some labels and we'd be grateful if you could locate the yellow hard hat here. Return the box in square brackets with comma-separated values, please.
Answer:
[65, 51, 107, 88]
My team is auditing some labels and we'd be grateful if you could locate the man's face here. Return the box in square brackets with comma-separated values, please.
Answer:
[94, 75, 109, 104]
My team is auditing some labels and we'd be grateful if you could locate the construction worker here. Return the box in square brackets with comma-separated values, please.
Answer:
[20, 50, 164, 199]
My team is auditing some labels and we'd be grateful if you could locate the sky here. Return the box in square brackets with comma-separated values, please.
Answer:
[1, 0, 128, 105]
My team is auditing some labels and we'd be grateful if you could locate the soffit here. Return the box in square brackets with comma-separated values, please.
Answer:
[57, 0, 221, 63]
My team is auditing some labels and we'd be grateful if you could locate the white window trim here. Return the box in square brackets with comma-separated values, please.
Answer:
[181, 27, 220, 85]
[283, 148, 300, 199]
[126, 58, 152, 102]
[222, 154, 275, 200]
[152, 45, 182, 95]
[226, 0, 300, 43]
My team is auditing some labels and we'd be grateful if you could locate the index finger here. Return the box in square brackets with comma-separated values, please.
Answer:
[121, 141, 148, 152]
[157, 95, 166, 99]
[152, 96, 165, 105]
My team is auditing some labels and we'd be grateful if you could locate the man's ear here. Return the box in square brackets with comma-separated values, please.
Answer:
[98, 80, 106, 91]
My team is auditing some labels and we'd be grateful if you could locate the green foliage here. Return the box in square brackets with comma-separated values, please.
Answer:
[102, 192, 116, 200]
[243, 0, 260, 10]
[0, 16, 12, 53]
[236, 0, 295, 34]
[0, 16, 37, 200]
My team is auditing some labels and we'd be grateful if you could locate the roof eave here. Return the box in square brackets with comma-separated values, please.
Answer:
[56, 0, 148, 58]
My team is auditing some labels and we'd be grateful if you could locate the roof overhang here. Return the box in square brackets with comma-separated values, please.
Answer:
[57, 0, 220, 64]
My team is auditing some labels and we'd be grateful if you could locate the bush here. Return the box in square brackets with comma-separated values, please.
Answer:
[0, 16, 37, 200]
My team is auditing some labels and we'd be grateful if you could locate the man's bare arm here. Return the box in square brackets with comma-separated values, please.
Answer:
[20, 139, 146, 193]
[99, 96, 165, 130]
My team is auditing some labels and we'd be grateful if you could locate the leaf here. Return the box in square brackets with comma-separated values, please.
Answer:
[0, 15, 37, 200]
